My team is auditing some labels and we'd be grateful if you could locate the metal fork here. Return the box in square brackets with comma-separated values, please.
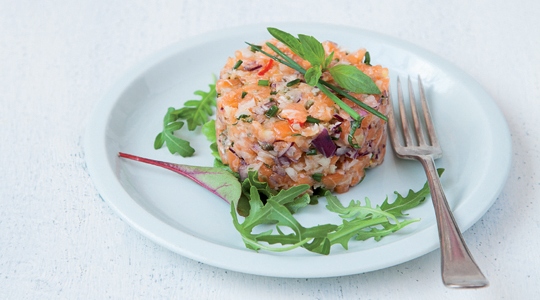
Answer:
[387, 76, 489, 288]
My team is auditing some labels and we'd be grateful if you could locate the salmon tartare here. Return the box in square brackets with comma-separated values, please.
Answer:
[215, 38, 389, 193]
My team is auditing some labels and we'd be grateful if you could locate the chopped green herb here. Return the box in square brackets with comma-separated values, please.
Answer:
[312, 173, 323, 182]
[348, 118, 362, 148]
[250, 44, 262, 52]
[307, 148, 317, 155]
[258, 79, 270, 86]
[233, 60, 243, 69]
[260, 143, 274, 151]
[363, 51, 371, 66]
[270, 91, 278, 95]
[236, 114, 253, 124]
[265, 105, 279, 117]
[241, 91, 247, 98]
[306, 116, 321, 124]
[286, 79, 301, 87]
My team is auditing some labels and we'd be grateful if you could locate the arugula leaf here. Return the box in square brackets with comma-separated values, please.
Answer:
[154, 79, 217, 157]
[201, 120, 221, 161]
[154, 107, 195, 157]
[173, 81, 217, 131]
[326, 193, 398, 224]
[231, 169, 443, 255]
[325, 217, 391, 250]
[329, 64, 381, 94]
[381, 168, 445, 217]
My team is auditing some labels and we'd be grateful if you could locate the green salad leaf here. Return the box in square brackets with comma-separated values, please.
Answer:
[154, 107, 195, 157]
[154, 79, 217, 157]
[118, 152, 241, 203]
[328, 64, 381, 94]
[231, 169, 444, 255]
[173, 81, 217, 131]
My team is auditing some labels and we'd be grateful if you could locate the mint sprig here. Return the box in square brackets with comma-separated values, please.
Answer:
[249, 28, 387, 122]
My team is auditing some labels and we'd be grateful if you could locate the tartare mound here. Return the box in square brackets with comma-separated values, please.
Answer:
[215, 39, 389, 193]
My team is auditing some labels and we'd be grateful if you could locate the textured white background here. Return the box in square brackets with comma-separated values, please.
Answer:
[1, 0, 539, 299]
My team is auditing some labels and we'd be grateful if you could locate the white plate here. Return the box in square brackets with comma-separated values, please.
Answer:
[84, 23, 511, 278]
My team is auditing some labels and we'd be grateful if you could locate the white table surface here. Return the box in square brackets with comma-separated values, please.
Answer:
[2, 0, 539, 299]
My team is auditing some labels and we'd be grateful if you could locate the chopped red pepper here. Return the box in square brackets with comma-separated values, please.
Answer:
[258, 59, 274, 76]
[287, 119, 305, 127]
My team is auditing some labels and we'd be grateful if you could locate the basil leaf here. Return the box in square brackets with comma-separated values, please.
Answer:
[329, 64, 381, 94]
[298, 34, 326, 67]
[267, 27, 304, 57]
[324, 51, 335, 69]
[304, 65, 322, 86]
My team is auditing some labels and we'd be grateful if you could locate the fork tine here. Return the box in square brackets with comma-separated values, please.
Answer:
[408, 77, 427, 146]
[386, 81, 402, 151]
[397, 77, 413, 146]
[417, 76, 440, 148]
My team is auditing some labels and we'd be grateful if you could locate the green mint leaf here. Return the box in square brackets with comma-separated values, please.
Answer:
[324, 51, 335, 69]
[298, 34, 326, 67]
[267, 27, 304, 57]
[329, 64, 381, 94]
[304, 65, 322, 86]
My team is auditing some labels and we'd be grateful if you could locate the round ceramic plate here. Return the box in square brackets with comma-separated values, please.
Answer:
[84, 23, 511, 278]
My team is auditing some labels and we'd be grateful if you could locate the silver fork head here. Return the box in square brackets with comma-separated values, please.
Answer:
[387, 76, 443, 159]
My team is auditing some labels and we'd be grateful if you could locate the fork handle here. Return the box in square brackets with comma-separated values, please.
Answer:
[417, 155, 489, 288]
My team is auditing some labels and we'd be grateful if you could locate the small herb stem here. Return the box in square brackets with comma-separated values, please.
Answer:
[321, 81, 387, 121]
[317, 83, 361, 121]
[265, 42, 305, 74]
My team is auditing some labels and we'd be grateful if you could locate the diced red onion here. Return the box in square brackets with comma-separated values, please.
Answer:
[332, 114, 344, 122]
[311, 128, 337, 157]
[244, 63, 262, 71]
